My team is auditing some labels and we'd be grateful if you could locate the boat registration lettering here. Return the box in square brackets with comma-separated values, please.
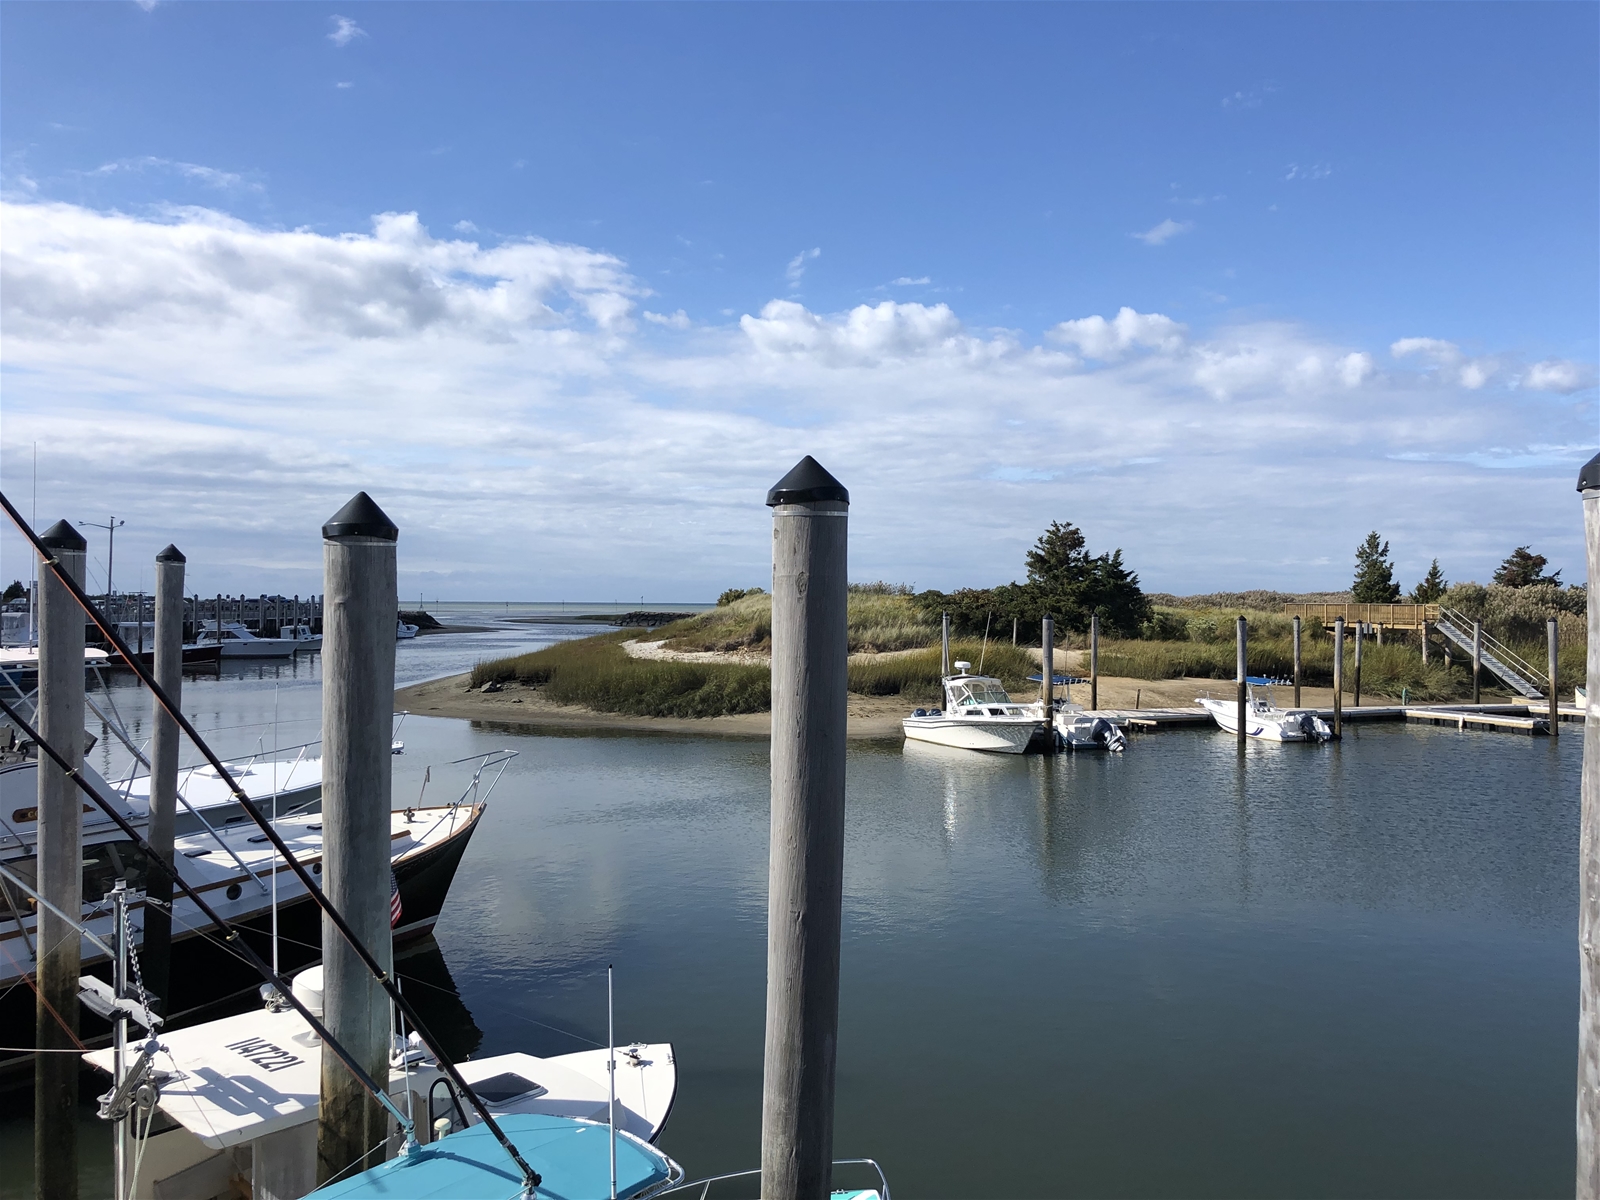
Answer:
[225, 1036, 304, 1073]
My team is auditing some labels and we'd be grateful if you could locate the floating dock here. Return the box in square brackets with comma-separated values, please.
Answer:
[1097, 702, 1562, 737]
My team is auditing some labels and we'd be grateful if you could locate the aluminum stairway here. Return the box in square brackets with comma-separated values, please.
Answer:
[1433, 609, 1545, 698]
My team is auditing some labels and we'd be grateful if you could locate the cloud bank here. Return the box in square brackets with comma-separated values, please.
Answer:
[1, 200, 1591, 597]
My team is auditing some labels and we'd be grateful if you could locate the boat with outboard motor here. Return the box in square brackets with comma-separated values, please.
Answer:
[902, 661, 1048, 753]
[1197, 677, 1334, 742]
[1024, 672, 1129, 752]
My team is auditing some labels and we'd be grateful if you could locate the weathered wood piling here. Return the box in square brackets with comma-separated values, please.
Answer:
[143, 544, 186, 1007]
[1576, 450, 1600, 1196]
[1332, 617, 1345, 738]
[1235, 616, 1247, 751]
[1090, 613, 1100, 712]
[36, 520, 86, 1200]
[1292, 615, 1302, 707]
[762, 456, 849, 1200]
[316, 493, 401, 1185]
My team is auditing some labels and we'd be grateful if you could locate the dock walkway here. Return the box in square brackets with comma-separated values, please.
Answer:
[1092, 702, 1560, 737]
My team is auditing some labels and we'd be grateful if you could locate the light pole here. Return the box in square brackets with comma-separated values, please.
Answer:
[79, 515, 125, 601]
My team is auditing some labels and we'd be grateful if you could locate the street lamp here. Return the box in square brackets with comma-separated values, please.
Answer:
[79, 515, 125, 600]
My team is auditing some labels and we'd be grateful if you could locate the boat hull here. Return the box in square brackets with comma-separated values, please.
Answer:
[0, 803, 483, 1082]
[1197, 697, 1327, 742]
[902, 716, 1043, 753]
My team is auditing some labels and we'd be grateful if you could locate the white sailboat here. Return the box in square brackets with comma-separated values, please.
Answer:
[1197, 678, 1334, 742]
[902, 662, 1048, 754]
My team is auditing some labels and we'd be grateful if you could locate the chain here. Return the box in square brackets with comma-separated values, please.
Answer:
[122, 897, 151, 1019]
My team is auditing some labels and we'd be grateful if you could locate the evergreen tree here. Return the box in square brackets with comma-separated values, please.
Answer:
[1, 580, 23, 604]
[1352, 532, 1401, 603]
[1493, 546, 1561, 588]
[1410, 559, 1447, 604]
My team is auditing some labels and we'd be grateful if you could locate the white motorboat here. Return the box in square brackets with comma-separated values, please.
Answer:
[0, 644, 111, 681]
[280, 622, 322, 651]
[396, 618, 419, 639]
[1026, 671, 1129, 752]
[1197, 678, 1334, 742]
[81, 967, 676, 1198]
[194, 622, 298, 658]
[902, 662, 1048, 754]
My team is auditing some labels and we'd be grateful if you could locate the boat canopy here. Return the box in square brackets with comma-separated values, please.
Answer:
[309, 1113, 678, 1199]
[947, 677, 1011, 707]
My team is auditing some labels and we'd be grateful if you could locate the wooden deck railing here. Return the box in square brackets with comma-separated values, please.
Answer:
[1281, 603, 1440, 629]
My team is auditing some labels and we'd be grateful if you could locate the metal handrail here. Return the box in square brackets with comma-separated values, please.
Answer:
[1437, 609, 1545, 694]
[659, 1158, 891, 1200]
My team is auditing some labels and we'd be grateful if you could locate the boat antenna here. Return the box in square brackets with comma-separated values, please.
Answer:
[609, 963, 617, 1200]
[0, 491, 542, 1197]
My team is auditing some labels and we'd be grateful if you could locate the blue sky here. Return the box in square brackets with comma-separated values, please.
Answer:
[2, 2, 1595, 600]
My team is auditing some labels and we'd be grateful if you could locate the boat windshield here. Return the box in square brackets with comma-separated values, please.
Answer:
[948, 677, 1011, 707]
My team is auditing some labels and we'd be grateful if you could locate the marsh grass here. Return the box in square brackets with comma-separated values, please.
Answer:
[658, 591, 937, 653]
[470, 630, 770, 717]
[848, 640, 1037, 702]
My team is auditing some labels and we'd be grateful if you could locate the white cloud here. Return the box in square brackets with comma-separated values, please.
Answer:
[1391, 336, 1459, 362]
[1285, 162, 1332, 181]
[88, 156, 256, 192]
[1, 199, 1590, 598]
[1525, 359, 1593, 393]
[328, 15, 366, 47]
[134, 0, 159, 11]
[785, 247, 820, 288]
[336, 81, 355, 90]
[891, 276, 930, 286]
[1391, 337, 1503, 389]
[1132, 218, 1194, 246]
[1049, 307, 1186, 359]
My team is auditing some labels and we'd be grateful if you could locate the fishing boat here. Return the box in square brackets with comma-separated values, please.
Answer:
[1025, 672, 1129, 752]
[281, 622, 323, 651]
[1197, 678, 1334, 742]
[81, 990, 678, 1199]
[194, 622, 299, 658]
[396, 618, 419, 640]
[902, 662, 1048, 754]
[0, 752, 508, 1078]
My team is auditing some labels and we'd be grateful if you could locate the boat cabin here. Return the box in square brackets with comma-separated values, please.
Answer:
[941, 664, 1031, 718]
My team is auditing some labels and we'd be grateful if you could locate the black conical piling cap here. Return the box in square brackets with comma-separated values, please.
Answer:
[765, 456, 849, 507]
[40, 520, 86, 551]
[156, 544, 186, 564]
[322, 492, 399, 541]
[1579, 452, 1600, 492]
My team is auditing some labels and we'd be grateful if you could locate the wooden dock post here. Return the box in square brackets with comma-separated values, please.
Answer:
[1354, 624, 1364, 707]
[1421, 617, 1430, 667]
[316, 493, 400, 1185]
[1473, 620, 1483, 705]
[1042, 614, 1054, 713]
[144, 544, 186, 1010]
[941, 612, 950, 678]
[1012, 616, 1017, 646]
[1576, 451, 1600, 1194]
[1550, 617, 1561, 738]
[1090, 612, 1099, 711]
[1236, 616, 1247, 750]
[36, 520, 87, 1200]
[762, 456, 849, 1200]
[1333, 617, 1345, 738]
[1292, 615, 1302, 707]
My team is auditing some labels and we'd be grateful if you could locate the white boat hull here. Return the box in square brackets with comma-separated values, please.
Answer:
[902, 716, 1042, 753]
[1197, 696, 1331, 742]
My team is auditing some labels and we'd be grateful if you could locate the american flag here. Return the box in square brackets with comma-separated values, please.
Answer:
[389, 870, 403, 929]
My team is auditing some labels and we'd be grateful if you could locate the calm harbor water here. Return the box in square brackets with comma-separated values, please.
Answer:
[1, 610, 1581, 1198]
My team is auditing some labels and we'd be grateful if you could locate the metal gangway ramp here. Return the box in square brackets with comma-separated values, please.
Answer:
[1434, 609, 1545, 698]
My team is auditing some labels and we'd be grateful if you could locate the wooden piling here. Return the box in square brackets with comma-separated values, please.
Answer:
[36, 520, 86, 1200]
[1292, 616, 1302, 707]
[941, 612, 950, 678]
[1551, 618, 1561, 738]
[1012, 616, 1017, 646]
[143, 544, 186, 1009]
[1236, 616, 1247, 750]
[1333, 617, 1344, 738]
[1473, 620, 1483, 705]
[761, 457, 849, 1200]
[1576, 451, 1600, 1194]
[1042, 614, 1054, 713]
[1421, 618, 1430, 667]
[1354, 624, 1364, 707]
[1090, 613, 1099, 711]
[316, 493, 400, 1185]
